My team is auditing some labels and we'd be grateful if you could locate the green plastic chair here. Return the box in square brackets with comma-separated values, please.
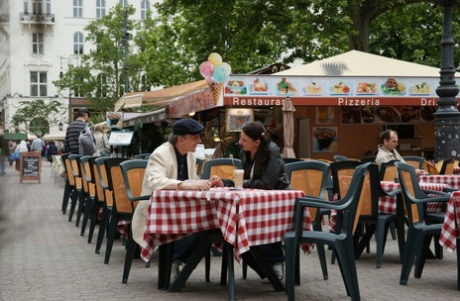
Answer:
[284, 159, 331, 281]
[395, 162, 452, 287]
[284, 162, 371, 301]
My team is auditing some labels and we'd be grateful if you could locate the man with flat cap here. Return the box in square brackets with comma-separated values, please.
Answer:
[64, 108, 91, 154]
[132, 118, 224, 281]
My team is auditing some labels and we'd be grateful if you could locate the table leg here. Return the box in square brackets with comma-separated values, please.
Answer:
[158, 243, 173, 290]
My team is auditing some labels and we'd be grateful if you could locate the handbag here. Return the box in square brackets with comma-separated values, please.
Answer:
[10, 151, 21, 161]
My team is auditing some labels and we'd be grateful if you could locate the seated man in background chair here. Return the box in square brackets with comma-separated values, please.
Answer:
[131, 118, 224, 280]
[375, 129, 425, 176]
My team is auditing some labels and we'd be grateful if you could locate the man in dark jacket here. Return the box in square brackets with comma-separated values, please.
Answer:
[64, 109, 90, 154]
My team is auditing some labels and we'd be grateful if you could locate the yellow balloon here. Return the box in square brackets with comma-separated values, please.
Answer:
[208, 53, 223, 67]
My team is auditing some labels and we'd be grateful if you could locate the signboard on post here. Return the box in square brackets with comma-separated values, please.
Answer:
[20, 152, 41, 183]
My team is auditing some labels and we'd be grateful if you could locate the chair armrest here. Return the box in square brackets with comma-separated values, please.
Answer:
[296, 196, 347, 211]
[444, 187, 458, 193]
[412, 195, 451, 204]
[127, 194, 150, 202]
[421, 189, 451, 196]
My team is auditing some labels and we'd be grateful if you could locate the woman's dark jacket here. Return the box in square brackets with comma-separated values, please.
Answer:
[240, 141, 290, 190]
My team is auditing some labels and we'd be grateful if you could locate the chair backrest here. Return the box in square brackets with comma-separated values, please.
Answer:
[423, 160, 438, 175]
[333, 155, 349, 162]
[69, 154, 82, 190]
[133, 153, 151, 159]
[364, 163, 387, 218]
[201, 158, 243, 180]
[297, 162, 370, 238]
[61, 153, 76, 186]
[402, 156, 424, 170]
[80, 155, 98, 197]
[104, 158, 131, 214]
[330, 161, 362, 200]
[395, 162, 428, 224]
[94, 156, 112, 206]
[379, 160, 399, 181]
[283, 158, 303, 164]
[285, 160, 331, 221]
[195, 158, 205, 178]
[439, 158, 458, 175]
[120, 159, 149, 210]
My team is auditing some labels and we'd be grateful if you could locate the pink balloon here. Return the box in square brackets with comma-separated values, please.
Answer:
[199, 61, 214, 78]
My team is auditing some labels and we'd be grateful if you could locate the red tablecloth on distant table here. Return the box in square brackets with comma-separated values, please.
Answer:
[440, 191, 460, 252]
[329, 181, 448, 231]
[380, 181, 448, 214]
[140, 188, 312, 262]
[418, 174, 460, 190]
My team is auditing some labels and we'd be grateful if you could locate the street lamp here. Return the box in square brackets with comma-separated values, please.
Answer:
[434, 0, 460, 161]
[122, 10, 130, 94]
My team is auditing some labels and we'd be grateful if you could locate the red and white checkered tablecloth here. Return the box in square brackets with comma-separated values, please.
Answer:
[380, 181, 448, 214]
[418, 175, 460, 190]
[440, 191, 460, 252]
[329, 181, 448, 231]
[140, 188, 312, 262]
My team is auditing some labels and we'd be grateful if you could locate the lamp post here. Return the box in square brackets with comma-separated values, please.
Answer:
[434, 0, 460, 161]
[122, 10, 129, 94]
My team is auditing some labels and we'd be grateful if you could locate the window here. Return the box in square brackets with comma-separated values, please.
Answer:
[30, 118, 49, 136]
[141, 0, 150, 19]
[24, 0, 29, 14]
[73, 0, 83, 18]
[32, 33, 44, 54]
[96, 0, 106, 18]
[32, 0, 42, 14]
[119, 0, 128, 8]
[30, 71, 47, 97]
[73, 32, 84, 55]
[46, 0, 51, 14]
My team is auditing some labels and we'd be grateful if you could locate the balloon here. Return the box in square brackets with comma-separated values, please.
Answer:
[221, 62, 232, 77]
[199, 61, 214, 78]
[212, 66, 227, 83]
[208, 52, 223, 67]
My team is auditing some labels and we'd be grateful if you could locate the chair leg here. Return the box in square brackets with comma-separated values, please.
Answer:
[104, 212, 119, 264]
[81, 196, 94, 236]
[284, 236, 297, 301]
[75, 191, 86, 227]
[205, 248, 211, 282]
[95, 206, 110, 254]
[316, 243, 328, 280]
[61, 180, 71, 214]
[400, 229, 421, 285]
[457, 239, 460, 290]
[414, 235, 432, 278]
[68, 189, 80, 222]
[122, 226, 137, 284]
[335, 241, 360, 300]
[375, 220, 388, 268]
[389, 221, 396, 240]
[88, 201, 101, 243]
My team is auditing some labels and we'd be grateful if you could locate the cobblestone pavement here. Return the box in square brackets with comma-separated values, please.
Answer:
[0, 162, 458, 301]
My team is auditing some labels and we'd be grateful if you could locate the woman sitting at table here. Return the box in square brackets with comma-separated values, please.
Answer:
[238, 121, 290, 280]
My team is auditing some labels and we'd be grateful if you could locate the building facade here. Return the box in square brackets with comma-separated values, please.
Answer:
[0, 0, 155, 135]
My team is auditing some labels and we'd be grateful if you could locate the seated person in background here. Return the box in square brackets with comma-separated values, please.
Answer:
[238, 121, 290, 280]
[131, 118, 223, 280]
[375, 129, 425, 176]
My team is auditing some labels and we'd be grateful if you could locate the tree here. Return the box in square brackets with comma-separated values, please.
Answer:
[11, 99, 66, 135]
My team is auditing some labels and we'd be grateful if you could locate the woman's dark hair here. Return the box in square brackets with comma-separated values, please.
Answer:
[242, 121, 271, 166]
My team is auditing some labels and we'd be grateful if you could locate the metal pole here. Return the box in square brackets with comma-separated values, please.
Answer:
[123, 10, 129, 94]
[434, 0, 460, 161]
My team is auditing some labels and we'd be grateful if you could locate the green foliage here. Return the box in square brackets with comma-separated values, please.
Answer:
[11, 99, 66, 134]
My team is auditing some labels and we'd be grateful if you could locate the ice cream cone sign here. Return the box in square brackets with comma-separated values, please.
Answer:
[199, 53, 231, 106]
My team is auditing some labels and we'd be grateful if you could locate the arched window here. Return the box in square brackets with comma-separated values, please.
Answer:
[73, 32, 84, 55]
[30, 117, 49, 136]
[141, 0, 150, 19]
[119, 0, 128, 8]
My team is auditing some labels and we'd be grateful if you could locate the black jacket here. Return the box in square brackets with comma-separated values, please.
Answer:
[240, 141, 290, 190]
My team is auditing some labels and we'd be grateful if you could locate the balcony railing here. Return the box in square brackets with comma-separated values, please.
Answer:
[20, 13, 55, 24]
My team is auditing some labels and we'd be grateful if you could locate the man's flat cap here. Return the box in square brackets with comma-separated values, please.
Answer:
[173, 118, 204, 135]
[78, 108, 91, 117]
